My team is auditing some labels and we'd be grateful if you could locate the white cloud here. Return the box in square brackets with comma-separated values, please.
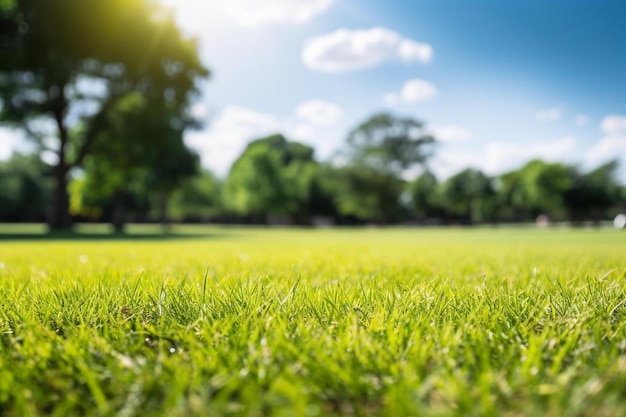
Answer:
[574, 114, 589, 127]
[430, 125, 471, 143]
[600, 114, 626, 135]
[225, 0, 335, 28]
[295, 99, 343, 126]
[432, 136, 577, 179]
[384, 78, 437, 105]
[185, 106, 283, 176]
[382, 93, 400, 107]
[482, 137, 577, 173]
[302, 27, 432, 73]
[291, 123, 316, 141]
[401, 79, 437, 103]
[398, 39, 432, 62]
[587, 136, 626, 166]
[535, 106, 564, 122]
[586, 114, 626, 167]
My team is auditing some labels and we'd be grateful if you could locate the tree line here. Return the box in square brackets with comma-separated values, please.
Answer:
[2, 112, 624, 228]
[1, 0, 624, 230]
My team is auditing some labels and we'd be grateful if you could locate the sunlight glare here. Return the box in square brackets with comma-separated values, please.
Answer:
[155, 0, 223, 38]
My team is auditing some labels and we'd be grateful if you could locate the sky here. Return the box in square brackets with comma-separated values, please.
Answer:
[2, 0, 626, 180]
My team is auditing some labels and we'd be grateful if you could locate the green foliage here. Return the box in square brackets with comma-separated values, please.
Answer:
[168, 170, 222, 221]
[0, 0, 14, 10]
[332, 166, 404, 222]
[442, 168, 496, 223]
[345, 113, 436, 176]
[332, 113, 436, 223]
[0, 0, 208, 228]
[68, 92, 199, 229]
[564, 160, 624, 222]
[496, 160, 625, 223]
[1, 227, 626, 416]
[224, 134, 318, 221]
[409, 170, 441, 219]
[521, 160, 572, 218]
[0, 152, 51, 221]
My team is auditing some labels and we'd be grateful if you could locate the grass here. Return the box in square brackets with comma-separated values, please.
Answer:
[0, 225, 625, 416]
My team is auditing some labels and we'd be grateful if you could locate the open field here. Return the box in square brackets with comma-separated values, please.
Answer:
[1, 225, 626, 416]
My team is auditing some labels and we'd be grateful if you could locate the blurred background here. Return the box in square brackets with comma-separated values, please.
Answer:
[1, 0, 625, 230]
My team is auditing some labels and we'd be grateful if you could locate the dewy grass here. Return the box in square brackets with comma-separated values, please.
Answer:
[0, 226, 625, 416]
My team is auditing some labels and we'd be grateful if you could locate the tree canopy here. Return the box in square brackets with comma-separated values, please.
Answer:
[332, 113, 436, 223]
[224, 134, 318, 223]
[0, 0, 208, 229]
[344, 112, 436, 176]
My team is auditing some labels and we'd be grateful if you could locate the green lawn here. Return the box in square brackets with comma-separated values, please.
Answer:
[1, 225, 625, 416]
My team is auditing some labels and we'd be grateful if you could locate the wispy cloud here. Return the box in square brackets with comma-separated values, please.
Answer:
[432, 136, 577, 179]
[225, 0, 335, 28]
[383, 78, 437, 105]
[185, 106, 283, 176]
[587, 136, 626, 166]
[302, 27, 432, 73]
[586, 114, 626, 167]
[600, 114, 626, 135]
[430, 125, 472, 143]
[295, 99, 343, 126]
[535, 105, 564, 122]
[574, 114, 589, 127]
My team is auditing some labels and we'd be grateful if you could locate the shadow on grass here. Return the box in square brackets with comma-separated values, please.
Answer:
[0, 225, 237, 241]
[0, 232, 231, 241]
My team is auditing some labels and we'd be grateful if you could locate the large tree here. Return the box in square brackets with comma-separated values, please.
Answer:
[332, 165, 404, 223]
[344, 112, 436, 176]
[496, 160, 572, 222]
[70, 92, 199, 231]
[0, 0, 208, 229]
[563, 160, 624, 224]
[224, 134, 318, 223]
[409, 170, 442, 220]
[168, 169, 223, 222]
[334, 113, 436, 223]
[442, 168, 496, 224]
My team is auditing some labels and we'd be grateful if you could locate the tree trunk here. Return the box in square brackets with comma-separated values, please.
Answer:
[48, 164, 72, 230]
[159, 191, 171, 233]
[111, 189, 127, 233]
[47, 82, 72, 231]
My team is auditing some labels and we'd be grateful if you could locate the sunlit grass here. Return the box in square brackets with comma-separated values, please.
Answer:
[1, 226, 625, 416]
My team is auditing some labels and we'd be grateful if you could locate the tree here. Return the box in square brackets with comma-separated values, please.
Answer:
[332, 166, 404, 223]
[496, 169, 531, 222]
[442, 168, 496, 224]
[333, 113, 436, 223]
[495, 160, 571, 222]
[0, 0, 208, 229]
[69, 92, 199, 231]
[0, 152, 51, 221]
[224, 134, 318, 223]
[495, 160, 625, 225]
[563, 160, 624, 224]
[344, 113, 436, 176]
[305, 163, 339, 220]
[169, 169, 223, 222]
[409, 170, 442, 220]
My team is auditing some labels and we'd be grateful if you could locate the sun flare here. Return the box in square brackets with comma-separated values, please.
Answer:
[155, 0, 221, 38]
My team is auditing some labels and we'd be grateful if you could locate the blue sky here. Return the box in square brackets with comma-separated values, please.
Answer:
[2, 0, 626, 180]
